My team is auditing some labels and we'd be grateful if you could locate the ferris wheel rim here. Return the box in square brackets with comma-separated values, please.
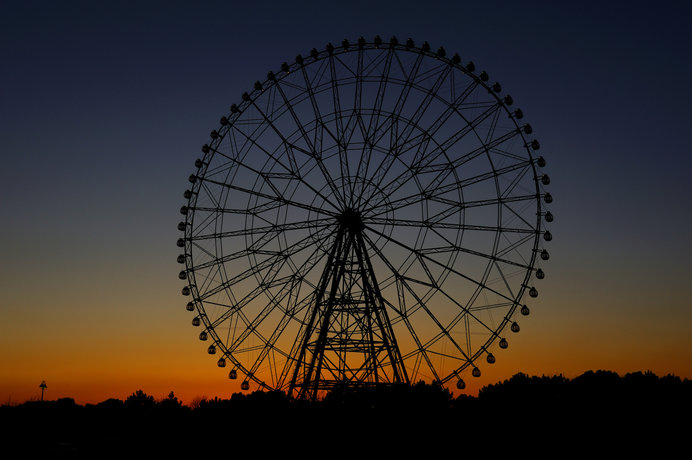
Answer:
[178, 36, 551, 392]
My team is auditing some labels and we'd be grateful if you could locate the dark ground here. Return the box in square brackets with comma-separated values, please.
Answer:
[2, 370, 689, 457]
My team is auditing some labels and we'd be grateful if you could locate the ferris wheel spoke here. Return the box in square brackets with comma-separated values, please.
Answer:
[226, 231, 335, 358]
[199, 149, 294, 210]
[208, 274, 294, 330]
[370, 67, 474, 183]
[226, 277, 300, 356]
[484, 102, 502, 145]
[354, 49, 423, 198]
[366, 216, 535, 235]
[350, 47, 395, 200]
[415, 217, 536, 272]
[327, 52, 352, 195]
[364, 63, 454, 197]
[351, 47, 368, 187]
[364, 102, 509, 214]
[368, 99, 508, 205]
[297, 62, 356, 206]
[496, 232, 536, 260]
[379, 294, 434, 367]
[198, 257, 285, 302]
[189, 223, 284, 272]
[366, 47, 395, 143]
[244, 99, 346, 213]
[430, 78, 482, 131]
[272, 78, 346, 209]
[468, 301, 514, 313]
[352, 115, 405, 208]
[361, 232, 470, 379]
[492, 260, 516, 301]
[227, 121, 343, 215]
[364, 224, 519, 305]
[395, 62, 453, 148]
[277, 297, 317, 388]
[502, 199, 539, 234]
[425, 348, 469, 363]
[196, 179, 223, 210]
[190, 218, 333, 241]
[499, 161, 532, 199]
[370, 193, 540, 226]
[428, 80, 504, 143]
[403, 262, 509, 370]
[229, 275, 324, 372]
[224, 124, 301, 179]
[391, 49, 425, 120]
[434, 277, 504, 340]
[196, 226, 333, 301]
[244, 306, 298, 387]
[360, 235, 434, 306]
[354, 113, 399, 196]
[492, 145, 531, 164]
[366, 158, 531, 219]
[191, 177, 338, 218]
[456, 159, 532, 190]
[191, 220, 333, 280]
[367, 264, 442, 380]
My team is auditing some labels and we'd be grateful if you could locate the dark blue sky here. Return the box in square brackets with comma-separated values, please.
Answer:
[1, 0, 691, 402]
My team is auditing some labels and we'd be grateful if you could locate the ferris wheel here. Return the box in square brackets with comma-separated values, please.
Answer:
[177, 36, 552, 399]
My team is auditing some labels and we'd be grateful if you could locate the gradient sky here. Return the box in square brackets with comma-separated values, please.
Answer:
[1, 0, 690, 405]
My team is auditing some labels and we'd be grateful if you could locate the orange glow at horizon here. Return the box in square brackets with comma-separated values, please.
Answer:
[2, 215, 690, 406]
[3, 297, 690, 407]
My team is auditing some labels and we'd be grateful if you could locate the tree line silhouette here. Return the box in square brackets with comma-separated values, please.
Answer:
[2, 370, 689, 455]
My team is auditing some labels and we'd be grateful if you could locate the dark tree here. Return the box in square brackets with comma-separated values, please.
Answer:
[124, 389, 156, 410]
[158, 391, 183, 410]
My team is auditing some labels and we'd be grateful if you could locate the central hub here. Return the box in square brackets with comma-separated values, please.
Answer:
[337, 208, 364, 232]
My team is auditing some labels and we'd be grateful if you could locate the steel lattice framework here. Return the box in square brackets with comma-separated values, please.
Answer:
[177, 36, 553, 398]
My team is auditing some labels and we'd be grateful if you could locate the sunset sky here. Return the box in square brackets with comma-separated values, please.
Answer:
[1, 0, 690, 405]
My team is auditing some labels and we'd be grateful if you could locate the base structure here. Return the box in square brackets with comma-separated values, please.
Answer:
[287, 209, 409, 400]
